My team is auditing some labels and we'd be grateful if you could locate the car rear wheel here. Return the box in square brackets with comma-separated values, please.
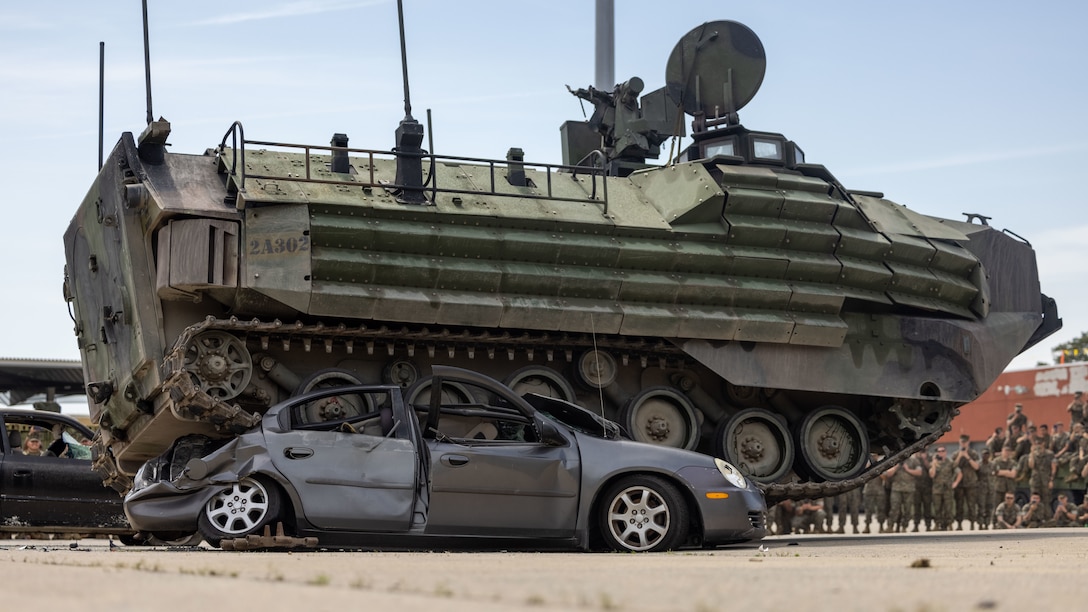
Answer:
[599, 475, 689, 552]
[198, 476, 281, 548]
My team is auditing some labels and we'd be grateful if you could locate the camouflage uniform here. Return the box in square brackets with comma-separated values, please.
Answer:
[1076, 502, 1088, 527]
[985, 432, 1005, 457]
[861, 473, 888, 534]
[1012, 435, 1032, 461]
[993, 499, 1021, 529]
[929, 452, 960, 531]
[1007, 407, 1028, 432]
[1048, 497, 1077, 527]
[1020, 497, 1049, 528]
[1065, 428, 1088, 479]
[1051, 427, 1069, 455]
[821, 496, 835, 532]
[976, 454, 995, 529]
[991, 450, 1019, 499]
[887, 456, 921, 532]
[952, 445, 980, 529]
[1067, 394, 1086, 429]
[1017, 444, 1056, 507]
[836, 485, 862, 534]
[911, 452, 933, 531]
[792, 499, 827, 533]
[771, 500, 794, 535]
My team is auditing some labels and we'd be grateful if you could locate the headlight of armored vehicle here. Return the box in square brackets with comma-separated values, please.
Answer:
[715, 457, 747, 489]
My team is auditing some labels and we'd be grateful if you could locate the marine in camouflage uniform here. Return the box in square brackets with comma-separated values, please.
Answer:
[1051, 422, 1069, 455]
[792, 498, 827, 533]
[992, 444, 1019, 500]
[976, 450, 995, 529]
[1067, 391, 1086, 429]
[1048, 493, 1077, 528]
[911, 450, 933, 531]
[952, 435, 981, 530]
[886, 455, 922, 533]
[1017, 437, 1056, 507]
[1020, 492, 1049, 528]
[929, 445, 961, 531]
[836, 485, 862, 534]
[1075, 497, 1088, 527]
[861, 459, 888, 534]
[771, 500, 794, 535]
[985, 427, 1005, 457]
[1007, 403, 1029, 432]
[993, 492, 1021, 529]
[1059, 423, 1088, 482]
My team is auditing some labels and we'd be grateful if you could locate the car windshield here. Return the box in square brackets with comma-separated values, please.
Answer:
[523, 393, 623, 439]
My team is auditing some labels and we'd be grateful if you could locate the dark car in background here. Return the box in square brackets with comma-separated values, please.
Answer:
[1, 408, 136, 540]
[126, 366, 767, 551]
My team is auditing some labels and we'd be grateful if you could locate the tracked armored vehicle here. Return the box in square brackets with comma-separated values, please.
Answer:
[64, 20, 1059, 502]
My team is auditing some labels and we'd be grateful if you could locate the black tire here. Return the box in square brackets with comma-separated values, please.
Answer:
[117, 533, 149, 547]
[598, 475, 689, 552]
[197, 476, 282, 548]
[148, 532, 204, 546]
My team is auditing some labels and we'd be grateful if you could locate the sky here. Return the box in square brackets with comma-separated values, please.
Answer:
[2, 0, 1086, 381]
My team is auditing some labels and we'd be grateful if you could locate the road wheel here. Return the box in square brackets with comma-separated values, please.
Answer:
[715, 408, 794, 484]
[795, 406, 869, 481]
[622, 387, 700, 450]
[198, 476, 281, 548]
[599, 475, 689, 552]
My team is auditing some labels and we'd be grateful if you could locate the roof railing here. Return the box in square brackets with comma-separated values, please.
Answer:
[217, 122, 609, 209]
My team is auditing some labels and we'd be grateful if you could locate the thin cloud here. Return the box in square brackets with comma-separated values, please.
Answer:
[188, 0, 387, 27]
[843, 142, 1088, 177]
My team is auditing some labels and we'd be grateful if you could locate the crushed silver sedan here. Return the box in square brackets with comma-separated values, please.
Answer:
[125, 366, 766, 551]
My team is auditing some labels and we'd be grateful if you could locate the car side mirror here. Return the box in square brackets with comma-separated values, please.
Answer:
[535, 415, 568, 447]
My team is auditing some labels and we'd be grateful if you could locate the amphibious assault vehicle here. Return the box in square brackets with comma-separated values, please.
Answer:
[64, 20, 1059, 502]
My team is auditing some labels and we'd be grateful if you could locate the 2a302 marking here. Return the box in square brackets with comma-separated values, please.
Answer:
[249, 235, 310, 256]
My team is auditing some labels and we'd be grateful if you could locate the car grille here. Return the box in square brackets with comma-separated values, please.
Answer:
[748, 512, 765, 530]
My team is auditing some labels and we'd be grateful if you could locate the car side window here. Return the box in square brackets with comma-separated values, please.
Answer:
[291, 390, 400, 438]
[418, 382, 539, 444]
[4, 420, 93, 459]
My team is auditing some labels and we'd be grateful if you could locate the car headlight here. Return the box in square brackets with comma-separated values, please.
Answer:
[131, 459, 159, 493]
[715, 458, 747, 489]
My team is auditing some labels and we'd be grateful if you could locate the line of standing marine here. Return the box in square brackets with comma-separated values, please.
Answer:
[63, 19, 1060, 503]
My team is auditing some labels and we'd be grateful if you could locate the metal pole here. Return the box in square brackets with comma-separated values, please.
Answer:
[397, 0, 413, 121]
[142, 0, 153, 124]
[98, 41, 105, 170]
[594, 0, 614, 90]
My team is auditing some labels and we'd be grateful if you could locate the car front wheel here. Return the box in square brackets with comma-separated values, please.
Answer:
[599, 475, 689, 552]
[197, 476, 281, 548]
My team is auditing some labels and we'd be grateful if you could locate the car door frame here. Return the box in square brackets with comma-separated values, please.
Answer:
[263, 385, 422, 532]
[421, 366, 582, 538]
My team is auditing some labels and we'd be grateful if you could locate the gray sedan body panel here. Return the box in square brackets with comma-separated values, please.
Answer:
[124, 366, 767, 549]
[426, 438, 581, 537]
[267, 430, 418, 531]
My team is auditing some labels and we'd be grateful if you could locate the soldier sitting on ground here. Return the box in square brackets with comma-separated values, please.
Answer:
[1020, 492, 1050, 528]
[994, 492, 1022, 529]
[1048, 493, 1078, 527]
[792, 499, 827, 534]
[1075, 496, 1088, 527]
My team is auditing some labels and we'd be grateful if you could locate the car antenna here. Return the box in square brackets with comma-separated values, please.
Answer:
[589, 315, 607, 437]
